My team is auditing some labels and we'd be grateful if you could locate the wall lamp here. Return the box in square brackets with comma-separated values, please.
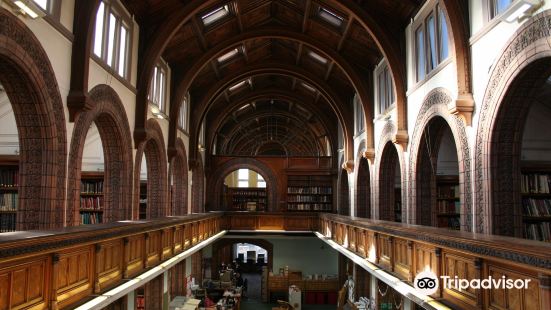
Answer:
[502, 0, 542, 23]
[8, 0, 46, 19]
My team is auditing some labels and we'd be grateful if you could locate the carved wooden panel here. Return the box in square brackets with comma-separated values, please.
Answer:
[184, 224, 192, 249]
[146, 232, 161, 268]
[95, 240, 123, 293]
[55, 246, 94, 308]
[258, 215, 284, 230]
[414, 244, 439, 277]
[174, 226, 183, 253]
[230, 215, 257, 230]
[0, 256, 49, 310]
[284, 216, 314, 231]
[192, 222, 199, 244]
[198, 222, 205, 241]
[124, 235, 144, 278]
[487, 265, 540, 310]
[348, 227, 356, 252]
[441, 252, 480, 307]
[394, 238, 412, 281]
[377, 235, 393, 271]
[356, 229, 366, 257]
[161, 228, 174, 260]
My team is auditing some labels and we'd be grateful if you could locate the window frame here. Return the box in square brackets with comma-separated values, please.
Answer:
[354, 95, 365, 135]
[412, 1, 451, 84]
[148, 60, 169, 114]
[374, 62, 396, 117]
[92, 0, 133, 81]
[178, 94, 190, 133]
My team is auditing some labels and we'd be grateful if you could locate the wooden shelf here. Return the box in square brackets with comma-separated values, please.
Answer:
[520, 166, 551, 242]
[0, 158, 19, 232]
[80, 172, 104, 225]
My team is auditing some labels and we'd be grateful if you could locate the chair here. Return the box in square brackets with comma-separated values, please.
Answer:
[271, 300, 294, 310]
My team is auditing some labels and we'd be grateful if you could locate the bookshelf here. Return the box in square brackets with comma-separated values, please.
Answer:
[139, 182, 147, 220]
[136, 286, 145, 310]
[80, 172, 104, 225]
[0, 157, 18, 232]
[226, 187, 267, 211]
[287, 175, 333, 212]
[520, 165, 551, 242]
[435, 176, 460, 230]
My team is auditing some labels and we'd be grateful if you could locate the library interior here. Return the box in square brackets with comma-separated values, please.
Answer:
[0, 0, 551, 309]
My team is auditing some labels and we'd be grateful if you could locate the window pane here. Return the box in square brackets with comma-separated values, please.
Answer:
[385, 68, 392, 110]
[238, 181, 248, 188]
[416, 27, 426, 81]
[238, 169, 248, 180]
[159, 71, 165, 111]
[152, 67, 158, 104]
[439, 7, 449, 61]
[257, 181, 266, 188]
[33, 0, 48, 11]
[378, 70, 385, 114]
[107, 13, 117, 66]
[93, 2, 105, 57]
[117, 27, 127, 77]
[496, 0, 513, 15]
[427, 15, 437, 71]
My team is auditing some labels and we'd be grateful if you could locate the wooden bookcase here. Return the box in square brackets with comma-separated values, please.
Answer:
[0, 156, 18, 232]
[139, 182, 147, 220]
[521, 164, 551, 242]
[435, 175, 460, 230]
[80, 172, 104, 225]
[226, 187, 267, 211]
[287, 175, 333, 212]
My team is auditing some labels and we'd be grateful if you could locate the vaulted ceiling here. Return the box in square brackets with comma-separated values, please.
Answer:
[118, 0, 425, 162]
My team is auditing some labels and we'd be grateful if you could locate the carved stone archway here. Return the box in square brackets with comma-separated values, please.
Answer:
[0, 8, 67, 229]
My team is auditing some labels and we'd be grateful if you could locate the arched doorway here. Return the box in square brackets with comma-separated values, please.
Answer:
[355, 157, 371, 218]
[379, 142, 401, 222]
[338, 169, 350, 216]
[0, 9, 67, 231]
[169, 139, 188, 215]
[66, 85, 133, 226]
[415, 117, 460, 229]
[222, 168, 267, 211]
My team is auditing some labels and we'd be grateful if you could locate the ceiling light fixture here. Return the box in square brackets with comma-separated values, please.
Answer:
[308, 51, 328, 64]
[217, 47, 241, 63]
[202, 4, 230, 26]
[11, 0, 46, 19]
[502, 0, 541, 23]
[319, 7, 343, 27]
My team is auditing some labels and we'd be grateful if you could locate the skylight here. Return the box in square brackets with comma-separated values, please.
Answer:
[308, 51, 328, 64]
[301, 82, 316, 92]
[319, 7, 344, 27]
[217, 47, 241, 63]
[202, 5, 230, 26]
[229, 79, 251, 92]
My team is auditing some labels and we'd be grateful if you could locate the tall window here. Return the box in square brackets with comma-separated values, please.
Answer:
[354, 96, 365, 134]
[376, 63, 395, 115]
[93, 0, 131, 79]
[32, 0, 58, 15]
[178, 96, 189, 131]
[257, 175, 266, 188]
[238, 169, 249, 188]
[148, 62, 168, 112]
[414, 2, 450, 82]
[492, 0, 513, 17]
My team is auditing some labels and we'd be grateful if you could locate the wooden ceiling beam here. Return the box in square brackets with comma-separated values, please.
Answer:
[234, 2, 244, 33]
[324, 62, 335, 81]
[296, 43, 303, 65]
[302, 0, 312, 33]
[337, 17, 354, 52]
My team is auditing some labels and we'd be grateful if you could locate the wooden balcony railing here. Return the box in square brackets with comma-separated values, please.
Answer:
[0, 213, 222, 310]
[319, 213, 551, 310]
[0, 212, 550, 309]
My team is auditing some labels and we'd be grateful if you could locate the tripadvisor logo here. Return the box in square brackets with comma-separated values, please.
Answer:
[413, 271, 532, 295]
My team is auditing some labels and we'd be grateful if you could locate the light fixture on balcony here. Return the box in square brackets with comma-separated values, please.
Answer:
[502, 0, 541, 23]
[10, 0, 46, 19]
[150, 105, 164, 119]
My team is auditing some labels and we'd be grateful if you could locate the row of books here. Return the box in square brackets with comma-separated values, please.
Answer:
[287, 203, 332, 211]
[0, 212, 16, 232]
[437, 200, 460, 214]
[521, 173, 551, 194]
[288, 195, 331, 203]
[287, 186, 332, 194]
[80, 180, 103, 194]
[80, 212, 102, 225]
[0, 169, 18, 187]
[524, 223, 551, 242]
[80, 197, 103, 210]
[437, 185, 460, 198]
[522, 198, 551, 216]
[229, 190, 267, 197]
[437, 217, 460, 230]
[0, 193, 18, 211]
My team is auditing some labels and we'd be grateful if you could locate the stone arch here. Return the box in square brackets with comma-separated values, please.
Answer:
[475, 10, 551, 234]
[134, 118, 168, 219]
[208, 158, 279, 212]
[66, 85, 133, 225]
[191, 155, 205, 213]
[211, 238, 274, 272]
[169, 138, 189, 215]
[374, 122, 406, 221]
[338, 168, 350, 216]
[355, 141, 371, 218]
[0, 9, 67, 230]
[408, 88, 471, 230]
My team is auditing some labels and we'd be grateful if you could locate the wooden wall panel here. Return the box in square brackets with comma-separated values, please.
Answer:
[184, 224, 192, 249]
[0, 257, 49, 310]
[174, 226, 183, 253]
[486, 265, 540, 310]
[55, 246, 93, 308]
[394, 238, 412, 281]
[378, 235, 393, 271]
[258, 215, 284, 230]
[146, 232, 161, 268]
[230, 216, 257, 230]
[95, 240, 123, 293]
[441, 252, 480, 308]
[124, 235, 145, 278]
[161, 228, 174, 260]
